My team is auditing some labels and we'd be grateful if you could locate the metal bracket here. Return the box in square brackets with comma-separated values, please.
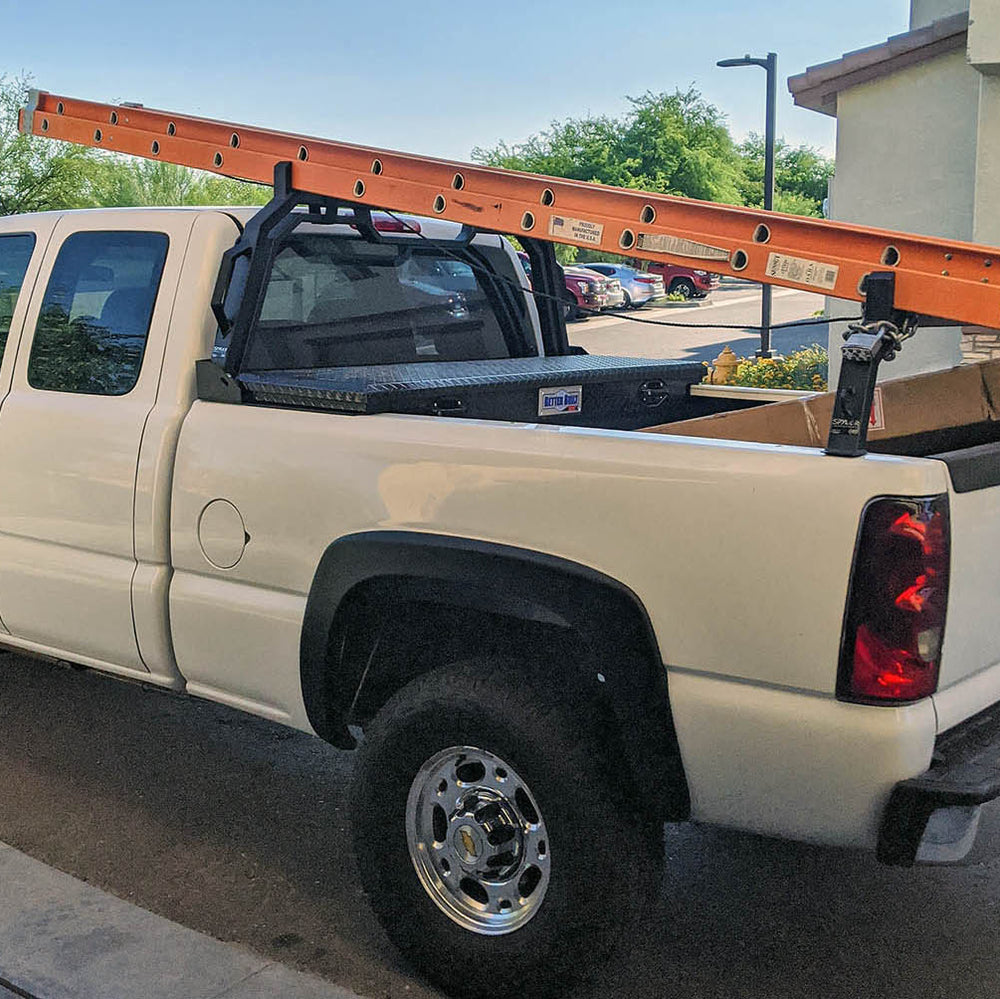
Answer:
[20, 89, 40, 135]
[195, 359, 244, 403]
[825, 271, 915, 457]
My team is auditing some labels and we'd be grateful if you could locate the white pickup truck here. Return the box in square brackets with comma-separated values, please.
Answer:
[1, 198, 999, 999]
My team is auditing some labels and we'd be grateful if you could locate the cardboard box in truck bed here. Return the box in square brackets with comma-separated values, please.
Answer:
[646, 357, 1000, 455]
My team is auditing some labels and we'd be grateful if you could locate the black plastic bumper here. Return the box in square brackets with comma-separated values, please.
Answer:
[878, 699, 1000, 867]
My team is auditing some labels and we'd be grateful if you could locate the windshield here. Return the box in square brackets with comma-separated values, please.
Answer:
[237, 233, 535, 371]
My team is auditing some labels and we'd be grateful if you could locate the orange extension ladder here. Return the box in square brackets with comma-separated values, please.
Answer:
[19, 89, 1000, 331]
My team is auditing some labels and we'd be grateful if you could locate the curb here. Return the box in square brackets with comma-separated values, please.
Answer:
[0, 844, 364, 999]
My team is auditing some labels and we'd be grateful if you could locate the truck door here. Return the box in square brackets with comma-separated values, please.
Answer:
[0, 211, 194, 672]
[0, 216, 60, 411]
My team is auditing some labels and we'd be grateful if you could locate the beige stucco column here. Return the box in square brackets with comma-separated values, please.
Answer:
[970, 1, 1000, 246]
[973, 76, 1000, 247]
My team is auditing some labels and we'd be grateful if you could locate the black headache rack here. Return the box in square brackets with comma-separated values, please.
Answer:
[207, 162, 512, 376]
[198, 161, 708, 429]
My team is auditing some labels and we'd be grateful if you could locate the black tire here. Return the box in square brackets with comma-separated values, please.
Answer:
[621, 290, 632, 309]
[669, 277, 696, 299]
[351, 659, 662, 999]
[562, 290, 580, 322]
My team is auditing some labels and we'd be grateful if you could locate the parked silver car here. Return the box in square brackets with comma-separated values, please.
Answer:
[579, 263, 665, 307]
[585, 270, 625, 309]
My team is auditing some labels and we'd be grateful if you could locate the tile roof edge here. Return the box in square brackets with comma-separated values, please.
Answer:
[789, 10, 970, 95]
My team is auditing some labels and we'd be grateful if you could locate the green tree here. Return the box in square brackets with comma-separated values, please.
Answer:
[473, 89, 745, 205]
[87, 159, 203, 207]
[1, 73, 269, 214]
[737, 133, 833, 217]
[86, 157, 270, 208]
[0, 74, 100, 215]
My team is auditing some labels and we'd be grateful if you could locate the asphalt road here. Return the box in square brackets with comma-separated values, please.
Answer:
[571, 281, 832, 364]
[1, 653, 999, 999]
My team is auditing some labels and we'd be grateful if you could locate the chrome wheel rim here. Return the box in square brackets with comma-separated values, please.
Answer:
[406, 745, 550, 935]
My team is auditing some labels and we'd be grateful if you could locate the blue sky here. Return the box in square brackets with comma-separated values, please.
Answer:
[7, 0, 911, 161]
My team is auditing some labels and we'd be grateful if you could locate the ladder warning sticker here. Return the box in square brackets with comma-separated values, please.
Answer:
[869, 387, 885, 431]
[548, 215, 604, 246]
[636, 234, 729, 261]
[766, 253, 839, 291]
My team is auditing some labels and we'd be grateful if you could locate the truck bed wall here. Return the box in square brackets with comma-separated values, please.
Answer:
[169, 405, 949, 845]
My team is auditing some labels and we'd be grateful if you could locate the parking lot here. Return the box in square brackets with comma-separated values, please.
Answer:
[568, 280, 830, 363]
[1, 654, 998, 999]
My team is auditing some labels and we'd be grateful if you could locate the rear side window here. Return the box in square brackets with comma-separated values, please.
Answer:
[0, 233, 36, 362]
[239, 234, 534, 371]
[28, 231, 168, 396]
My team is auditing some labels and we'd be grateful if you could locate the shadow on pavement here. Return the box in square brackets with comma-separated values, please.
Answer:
[0, 654, 997, 999]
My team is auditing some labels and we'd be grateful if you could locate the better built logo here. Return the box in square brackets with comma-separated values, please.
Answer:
[538, 384, 583, 416]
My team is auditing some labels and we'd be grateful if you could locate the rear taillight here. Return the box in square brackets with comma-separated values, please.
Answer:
[635, 275, 654, 283]
[838, 496, 950, 703]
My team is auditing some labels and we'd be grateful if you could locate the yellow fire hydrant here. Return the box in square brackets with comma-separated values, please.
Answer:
[704, 346, 740, 385]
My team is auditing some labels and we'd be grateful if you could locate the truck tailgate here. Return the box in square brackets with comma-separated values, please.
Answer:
[939, 462, 1000, 696]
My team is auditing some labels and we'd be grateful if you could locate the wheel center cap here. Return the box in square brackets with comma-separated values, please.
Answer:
[454, 824, 482, 863]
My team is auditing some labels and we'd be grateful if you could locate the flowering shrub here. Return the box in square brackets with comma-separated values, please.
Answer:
[727, 344, 828, 391]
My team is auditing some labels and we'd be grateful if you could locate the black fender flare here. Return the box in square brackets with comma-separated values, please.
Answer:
[300, 531, 690, 819]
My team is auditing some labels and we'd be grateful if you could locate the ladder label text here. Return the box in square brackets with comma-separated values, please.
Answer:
[548, 216, 604, 247]
[636, 234, 729, 261]
[766, 253, 839, 291]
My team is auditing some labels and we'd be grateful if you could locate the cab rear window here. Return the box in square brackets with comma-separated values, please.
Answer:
[0, 233, 36, 361]
[238, 234, 535, 372]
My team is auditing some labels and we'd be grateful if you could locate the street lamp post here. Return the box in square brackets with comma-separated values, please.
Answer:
[717, 51, 777, 358]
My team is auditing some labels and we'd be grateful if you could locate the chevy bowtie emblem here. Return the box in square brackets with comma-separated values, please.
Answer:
[460, 827, 477, 859]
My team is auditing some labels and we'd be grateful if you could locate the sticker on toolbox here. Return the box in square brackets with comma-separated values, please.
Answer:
[765, 252, 839, 291]
[538, 385, 583, 416]
[636, 233, 729, 260]
[548, 216, 604, 246]
[869, 386, 885, 431]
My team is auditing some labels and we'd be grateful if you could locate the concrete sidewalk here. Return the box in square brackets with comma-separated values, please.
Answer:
[0, 843, 365, 999]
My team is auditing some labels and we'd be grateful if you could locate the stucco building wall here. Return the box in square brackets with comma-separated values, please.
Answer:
[794, 0, 1000, 381]
[824, 44, 978, 380]
[912, 0, 970, 26]
[829, 49, 979, 240]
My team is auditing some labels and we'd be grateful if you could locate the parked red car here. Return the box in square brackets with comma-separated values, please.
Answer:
[561, 266, 610, 319]
[643, 261, 720, 299]
[516, 252, 610, 320]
